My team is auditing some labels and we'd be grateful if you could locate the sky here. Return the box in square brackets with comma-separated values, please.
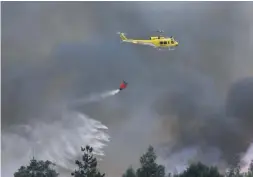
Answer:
[2, 1, 253, 177]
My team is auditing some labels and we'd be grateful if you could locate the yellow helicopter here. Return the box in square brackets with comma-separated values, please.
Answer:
[117, 30, 179, 50]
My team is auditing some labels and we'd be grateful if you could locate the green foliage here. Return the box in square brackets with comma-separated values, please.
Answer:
[71, 145, 105, 177]
[246, 160, 253, 177]
[14, 157, 59, 177]
[177, 162, 223, 177]
[224, 160, 253, 177]
[136, 146, 165, 177]
[123, 166, 136, 177]
[249, 160, 253, 173]
[13, 145, 253, 177]
[225, 160, 243, 177]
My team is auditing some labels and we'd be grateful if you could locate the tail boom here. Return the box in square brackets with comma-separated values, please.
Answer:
[118, 32, 128, 41]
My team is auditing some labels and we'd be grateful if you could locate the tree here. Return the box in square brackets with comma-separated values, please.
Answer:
[242, 160, 253, 177]
[248, 160, 253, 175]
[177, 162, 223, 177]
[136, 146, 165, 177]
[123, 166, 136, 177]
[14, 157, 59, 177]
[225, 160, 243, 177]
[71, 145, 105, 177]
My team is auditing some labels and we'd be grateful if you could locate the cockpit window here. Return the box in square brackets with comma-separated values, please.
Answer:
[171, 40, 174, 44]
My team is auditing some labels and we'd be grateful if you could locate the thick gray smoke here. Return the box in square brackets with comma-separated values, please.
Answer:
[154, 76, 253, 172]
[2, 2, 253, 177]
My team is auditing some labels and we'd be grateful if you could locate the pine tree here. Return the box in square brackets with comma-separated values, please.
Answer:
[225, 161, 243, 177]
[243, 160, 253, 177]
[71, 145, 105, 177]
[178, 162, 223, 177]
[14, 157, 59, 177]
[123, 166, 136, 177]
[249, 160, 253, 174]
[136, 146, 165, 177]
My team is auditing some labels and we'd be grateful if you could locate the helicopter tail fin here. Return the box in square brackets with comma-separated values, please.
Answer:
[117, 32, 127, 41]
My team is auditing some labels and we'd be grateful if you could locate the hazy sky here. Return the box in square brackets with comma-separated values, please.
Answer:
[2, 2, 253, 177]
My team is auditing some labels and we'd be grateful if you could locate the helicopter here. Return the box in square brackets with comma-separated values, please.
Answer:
[117, 30, 179, 50]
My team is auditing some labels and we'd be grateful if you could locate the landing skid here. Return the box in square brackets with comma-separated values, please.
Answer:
[156, 47, 175, 51]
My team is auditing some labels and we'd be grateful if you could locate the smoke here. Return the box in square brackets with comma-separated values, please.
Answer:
[2, 2, 253, 177]
[153, 60, 253, 172]
[241, 144, 253, 173]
